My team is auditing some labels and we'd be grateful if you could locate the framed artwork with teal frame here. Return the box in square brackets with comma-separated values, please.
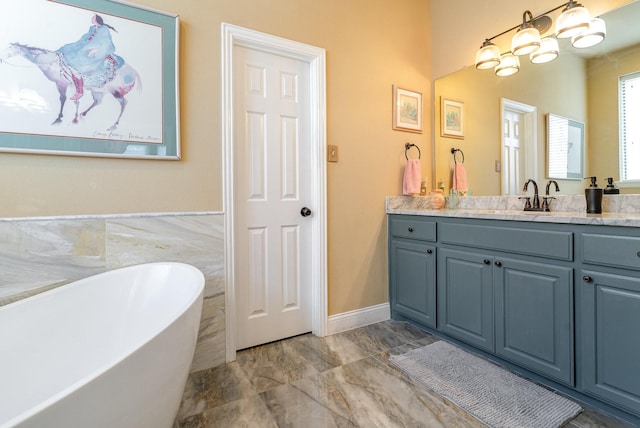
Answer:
[0, 0, 180, 159]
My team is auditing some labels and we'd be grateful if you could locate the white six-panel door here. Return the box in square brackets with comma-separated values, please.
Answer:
[503, 110, 524, 196]
[233, 45, 313, 350]
[500, 98, 538, 196]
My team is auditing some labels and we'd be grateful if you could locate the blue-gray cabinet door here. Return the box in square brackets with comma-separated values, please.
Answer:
[390, 240, 436, 328]
[495, 258, 574, 385]
[580, 270, 640, 415]
[437, 248, 493, 352]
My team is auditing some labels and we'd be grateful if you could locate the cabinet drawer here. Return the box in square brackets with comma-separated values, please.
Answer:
[582, 234, 640, 271]
[440, 223, 573, 261]
[389, 216, 436, 242]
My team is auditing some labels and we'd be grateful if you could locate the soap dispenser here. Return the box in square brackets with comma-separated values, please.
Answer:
[584, 176, 603, 214]
[604, 177, 620, 194]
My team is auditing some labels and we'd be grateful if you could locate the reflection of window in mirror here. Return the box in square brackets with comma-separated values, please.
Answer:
[620, 72, 640, 182]
[547, 114, 584, 180]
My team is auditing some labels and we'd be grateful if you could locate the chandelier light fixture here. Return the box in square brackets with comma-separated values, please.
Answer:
[571, 17, 606, 48]
[555, 0, 591, 38]
[511, 11, 541, 56]
[475, 40, 501, 70]
[531, 37, 560, 64]
[495, 53, 520, 77]
[474, 1, 606, 76]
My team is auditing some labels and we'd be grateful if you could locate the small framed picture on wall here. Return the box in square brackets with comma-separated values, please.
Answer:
[441, 97, 464, 139]
[392, 85, 422, 133]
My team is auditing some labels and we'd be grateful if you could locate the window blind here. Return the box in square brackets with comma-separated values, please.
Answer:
[619, 72, 640, 181]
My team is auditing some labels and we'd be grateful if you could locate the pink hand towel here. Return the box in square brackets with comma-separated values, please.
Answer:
[452, 163, 468, 192]
[403, 159, 422, 195]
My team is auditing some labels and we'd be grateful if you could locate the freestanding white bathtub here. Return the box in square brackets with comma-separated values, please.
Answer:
[0, 262, 205, 428]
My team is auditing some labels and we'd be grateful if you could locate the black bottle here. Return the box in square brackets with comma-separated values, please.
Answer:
[604, 177, 620, 194]
[585, 176, 603, 214]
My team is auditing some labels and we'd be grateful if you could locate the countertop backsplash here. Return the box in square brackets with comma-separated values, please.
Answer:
[388, 194, 640, 213]
[386, 194, 640, 227]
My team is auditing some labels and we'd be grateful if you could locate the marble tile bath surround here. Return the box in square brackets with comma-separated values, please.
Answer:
[4, 194, 638, 387]
[0, 212, 226, 372]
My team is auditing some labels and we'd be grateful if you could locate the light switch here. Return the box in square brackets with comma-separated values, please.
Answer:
[495, 160, 501, 172]
[328, 145, 339, 162]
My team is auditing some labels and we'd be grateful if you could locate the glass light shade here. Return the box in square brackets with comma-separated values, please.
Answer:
[530, 37, 559, 64]
[511, 27, 541, 56]
[555, 5, 590, 38]
[475, 43, 501, 69]
[571, 17, 606, 48]
[495, 53, 520, 77]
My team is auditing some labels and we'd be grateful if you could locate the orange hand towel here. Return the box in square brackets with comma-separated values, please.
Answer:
[452, 163, 468, 192]
[403, 159, 422, 195]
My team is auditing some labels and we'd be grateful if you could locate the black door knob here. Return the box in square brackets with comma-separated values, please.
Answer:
[427, 249, 433, 254]
[300, 207, 312, 217]
[494, 261, 502, 267]
[583, 275, 593, 283]
[483, 259, 490, 265]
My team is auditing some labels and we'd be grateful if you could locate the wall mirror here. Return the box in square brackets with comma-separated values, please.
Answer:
[434, 1, 640, 196]
[547, 114, 584, 180]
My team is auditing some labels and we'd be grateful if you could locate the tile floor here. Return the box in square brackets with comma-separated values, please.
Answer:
[176, 320, 633, 427]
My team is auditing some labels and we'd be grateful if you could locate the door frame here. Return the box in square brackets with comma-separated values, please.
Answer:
[221, 23, 328, 362]
[500, 98, 537, 195]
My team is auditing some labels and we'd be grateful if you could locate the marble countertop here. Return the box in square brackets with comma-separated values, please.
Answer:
[386, 196, 640, 227]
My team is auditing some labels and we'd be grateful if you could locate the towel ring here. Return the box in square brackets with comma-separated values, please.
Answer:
[451, 147, 465, 163]
[405, 143, 421, 160]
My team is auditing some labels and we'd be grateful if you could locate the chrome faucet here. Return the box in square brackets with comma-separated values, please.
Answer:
[520, 179, 542, 211]
[542, 180, 560, 212]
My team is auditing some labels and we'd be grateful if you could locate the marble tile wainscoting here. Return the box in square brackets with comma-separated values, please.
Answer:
[0, 212, 226, 372]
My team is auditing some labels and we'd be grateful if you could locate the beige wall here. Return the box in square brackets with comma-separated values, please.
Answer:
[430, 0, 630, 79]
[430, 0, 633, 197]
[7, 0, 632, 320]
[589, 43, 640, 193]
[434, 50, 587, 196]
[0, 0, 431, 316]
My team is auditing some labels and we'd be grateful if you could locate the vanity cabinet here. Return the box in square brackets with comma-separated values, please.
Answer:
[494, 257, 573, 385]
[437, 222, 574, 385]
[388, 216, 437, 328]
[388, 212, 640, 422]
[437, 248, 493, 352]
[578, 231, 640, 415]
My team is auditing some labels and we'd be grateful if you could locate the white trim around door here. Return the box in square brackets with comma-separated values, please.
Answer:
[221, 23, 328, 362]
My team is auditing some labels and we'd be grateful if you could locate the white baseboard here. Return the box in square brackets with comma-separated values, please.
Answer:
[327, 303, 390, 335]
